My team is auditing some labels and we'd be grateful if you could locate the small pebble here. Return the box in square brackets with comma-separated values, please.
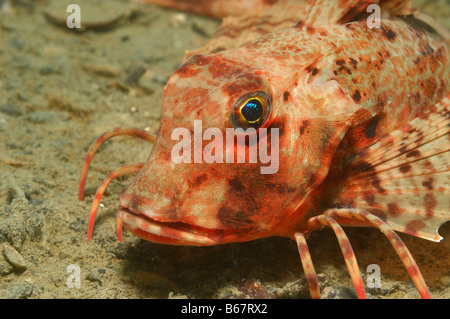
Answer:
[2, 242, 27, 270]
[7, 37, 24, 50]
[86, 271, 103, 286]
[38, 65, 55, 75]
[321, 286, 357, 299]
[0, 283, 33, 299]
[69, 218, 85, 232]
[0, 103, 22, 116]
[26, 212, 44, 241]
[0, 255, 14, 275]
[0, 118, 7, 131]
[170, 13, 187, 28]
[27, 111, 70, 124]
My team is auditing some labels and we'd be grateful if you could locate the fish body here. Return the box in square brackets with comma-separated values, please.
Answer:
[80, 0, 450, 298]
[120, 0, 449, 244]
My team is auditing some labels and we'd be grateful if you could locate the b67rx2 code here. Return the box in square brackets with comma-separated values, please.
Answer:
[225, 303, 267, 314]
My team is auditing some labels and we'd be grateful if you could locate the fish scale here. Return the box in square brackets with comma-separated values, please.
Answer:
[79, 0, 449, 298]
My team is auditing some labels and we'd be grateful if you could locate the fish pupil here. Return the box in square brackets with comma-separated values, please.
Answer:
[241, 99, 263, 123]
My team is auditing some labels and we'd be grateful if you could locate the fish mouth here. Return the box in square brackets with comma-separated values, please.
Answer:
[118, 207, 224, 246]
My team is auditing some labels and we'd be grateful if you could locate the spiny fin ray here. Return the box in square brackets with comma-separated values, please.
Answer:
[333, 96, 450, 242]
[303, 0, 414, 26]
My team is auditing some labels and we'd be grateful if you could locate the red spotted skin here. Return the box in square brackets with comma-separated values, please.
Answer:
[116, 2, 449, 245]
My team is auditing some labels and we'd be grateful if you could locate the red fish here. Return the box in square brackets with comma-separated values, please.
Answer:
[79, 0, 449, 298]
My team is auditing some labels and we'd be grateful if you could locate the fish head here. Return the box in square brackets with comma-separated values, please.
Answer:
[118, 51, 358, 245]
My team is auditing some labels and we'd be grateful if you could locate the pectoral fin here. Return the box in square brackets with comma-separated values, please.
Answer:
[332, 96, 450, 242]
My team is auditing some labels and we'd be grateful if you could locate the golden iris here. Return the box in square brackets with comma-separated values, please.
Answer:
[232, 92, 271, 129]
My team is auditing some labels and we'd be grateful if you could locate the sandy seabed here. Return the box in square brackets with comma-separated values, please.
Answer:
[0, 0, 448, 299]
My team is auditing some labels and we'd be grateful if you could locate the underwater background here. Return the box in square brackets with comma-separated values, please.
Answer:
[0, 0, 448, 298]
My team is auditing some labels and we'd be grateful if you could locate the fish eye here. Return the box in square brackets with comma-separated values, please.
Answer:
[231, 92, 271, 129]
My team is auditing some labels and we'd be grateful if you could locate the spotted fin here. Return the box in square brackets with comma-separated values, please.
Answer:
[302, 0, 415, 26]
[140, 0, 282, 18]
[331, 96, 450, 242]
[180, 0, 308, 61]
[141, 0, 308, 61]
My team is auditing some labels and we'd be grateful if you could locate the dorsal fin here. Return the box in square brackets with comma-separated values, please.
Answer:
[302, 0, 414, 26]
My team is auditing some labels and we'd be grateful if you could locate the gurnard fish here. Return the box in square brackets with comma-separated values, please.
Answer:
[79, 0, 450, 298]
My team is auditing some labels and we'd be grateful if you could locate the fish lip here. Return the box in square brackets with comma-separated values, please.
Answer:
[117, 207, 222, 246]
